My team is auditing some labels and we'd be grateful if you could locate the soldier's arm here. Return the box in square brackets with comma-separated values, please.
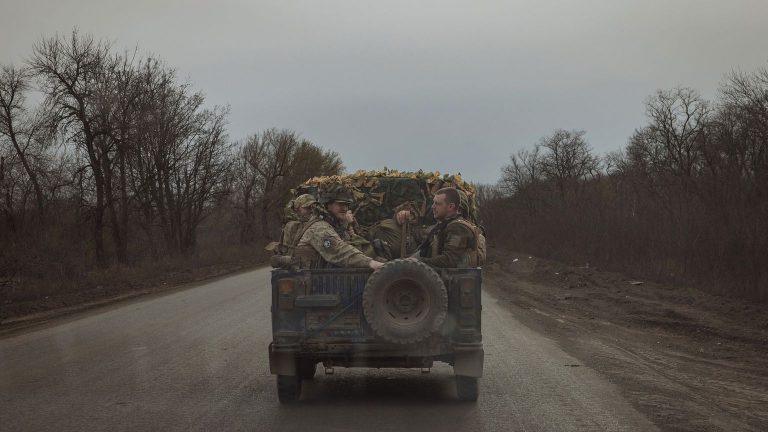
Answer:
[279, 221, 300, 253]
[307, 223, 373, 268]
[421, 223, 473, 268]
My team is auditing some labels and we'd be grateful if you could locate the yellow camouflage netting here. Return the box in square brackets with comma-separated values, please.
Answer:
[303, 169, 476, 194]
[297, 168, 480, 227]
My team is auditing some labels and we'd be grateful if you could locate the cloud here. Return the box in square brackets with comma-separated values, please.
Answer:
[2, 0, 767, 183]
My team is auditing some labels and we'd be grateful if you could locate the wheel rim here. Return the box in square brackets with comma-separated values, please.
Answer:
[381, 279, 431, 326]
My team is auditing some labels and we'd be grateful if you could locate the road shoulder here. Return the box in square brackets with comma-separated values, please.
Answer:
[0, 261, 267, 337]
[484, 245, 768, 432]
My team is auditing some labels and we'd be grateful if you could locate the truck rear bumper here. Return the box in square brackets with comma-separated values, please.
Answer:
[269, 341, 483, 377]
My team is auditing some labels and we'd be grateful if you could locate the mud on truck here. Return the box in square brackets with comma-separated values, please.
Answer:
[267, 170, 484, 403]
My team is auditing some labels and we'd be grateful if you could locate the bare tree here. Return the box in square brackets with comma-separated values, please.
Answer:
[30, 29, 113, 266]
[719, 67, 768, 187]
[538, 129, 600, 200]
[248, 129, 301, 240]
[0, 65, 48, 221]
[97, 50, 143, 262]
[232, 143, 260, 243]
[499, 145, 542, 196]
[3, 28, 361, 311]
[286, 142, 343, 187]
[125, 57, 176, 258]
[634, 87, 712, 178]
[168, 106, 231, 253]
[235, 128, 343, 241]
[124, 58, 232, 255]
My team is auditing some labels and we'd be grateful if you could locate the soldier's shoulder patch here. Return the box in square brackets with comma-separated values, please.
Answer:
[322, 238, 332, 249]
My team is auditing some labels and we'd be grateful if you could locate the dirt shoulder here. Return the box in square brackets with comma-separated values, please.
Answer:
[484, 245, 768, 432]
[0, 251, 268, 333]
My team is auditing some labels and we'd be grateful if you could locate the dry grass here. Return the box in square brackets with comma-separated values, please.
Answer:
[0, 242, 269, 322]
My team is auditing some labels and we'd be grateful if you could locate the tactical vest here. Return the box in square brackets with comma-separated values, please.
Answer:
[279, 220, 303, 255]
[293, 216, 358, 269]
[291, 217, 333, 269]
[430, 216, 482, 267]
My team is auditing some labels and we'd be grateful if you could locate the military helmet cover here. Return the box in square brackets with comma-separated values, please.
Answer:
[319, 184, 354, 204]
[293, 193, 317, 208]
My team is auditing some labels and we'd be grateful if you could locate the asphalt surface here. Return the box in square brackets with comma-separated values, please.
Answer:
[0, 267, 658, 431]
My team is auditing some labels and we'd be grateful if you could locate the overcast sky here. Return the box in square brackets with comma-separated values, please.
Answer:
[2, 0, 767, 183]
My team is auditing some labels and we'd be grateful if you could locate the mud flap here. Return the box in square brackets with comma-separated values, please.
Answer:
[269, 343, 298, 376]
[453, 345, 484, 377]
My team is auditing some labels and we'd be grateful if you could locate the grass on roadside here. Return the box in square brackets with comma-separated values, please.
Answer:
[0, 243, 270, 323]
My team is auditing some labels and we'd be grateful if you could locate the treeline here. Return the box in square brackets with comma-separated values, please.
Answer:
[0, 30, 341, 293]
[481, 65, 768, 301]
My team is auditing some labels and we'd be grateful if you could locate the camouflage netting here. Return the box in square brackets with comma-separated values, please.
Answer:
[293, 169, 480, 229]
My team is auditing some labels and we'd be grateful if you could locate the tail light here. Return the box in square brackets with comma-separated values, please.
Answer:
[278, 279, 295, 310]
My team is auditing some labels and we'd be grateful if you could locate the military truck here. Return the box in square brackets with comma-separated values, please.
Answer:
[267, 171, 484, 403]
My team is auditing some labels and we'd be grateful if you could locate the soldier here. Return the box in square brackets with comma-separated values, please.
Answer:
[292, 187, 384, 270]
[417, 187, 481, 268]
[369, 202, 422, 259]
[278, 193, 317, 255]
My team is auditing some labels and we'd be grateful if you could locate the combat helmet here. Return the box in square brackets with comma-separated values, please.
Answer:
[319, 183, 354, 205]
[293, 193, 317, 209]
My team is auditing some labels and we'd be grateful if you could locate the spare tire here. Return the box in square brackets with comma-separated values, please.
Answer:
[363, 259, 448, 344]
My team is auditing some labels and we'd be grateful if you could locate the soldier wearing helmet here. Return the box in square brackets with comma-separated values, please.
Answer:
[277, 193, 318, 255]
[318, 186, 355, 237]
[292, 185, 384, 270]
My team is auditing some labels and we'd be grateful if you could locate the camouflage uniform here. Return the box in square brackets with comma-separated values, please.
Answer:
[333, 212, 377, 258]
[278, 194, 317, 255]
[456, 188, 486, 265]
[292, 187, 374, 268]
[419, 214, 480, 268]
[293, 216, 373, 268]
[279, 220, 305, 255]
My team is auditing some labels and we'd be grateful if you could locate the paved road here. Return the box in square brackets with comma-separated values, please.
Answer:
[0, 267, 657, 431]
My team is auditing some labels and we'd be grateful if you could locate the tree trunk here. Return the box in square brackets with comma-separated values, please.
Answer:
[103, 151, 126, 264]
[88, 138, 107, 268]
[93, 166, 106, 268]
[6, 125, 45, 221]
[117, 138, 130, 262]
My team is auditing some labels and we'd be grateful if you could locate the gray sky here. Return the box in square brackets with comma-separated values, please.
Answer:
[2, 0, 767, 184]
